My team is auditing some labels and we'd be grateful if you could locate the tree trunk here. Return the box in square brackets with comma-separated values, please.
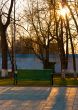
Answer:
[0, 0, 14, 77]
[1, 31, 8, 77]
[66, 16, 77, 78]
[69, 33, 77, 78]
[43, 59, 49, 69]
[65, 22, 69, 70]
[60, 17, 66, 79]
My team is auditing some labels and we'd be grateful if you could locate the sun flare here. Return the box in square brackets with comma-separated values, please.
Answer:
[59, 6, 69, 18]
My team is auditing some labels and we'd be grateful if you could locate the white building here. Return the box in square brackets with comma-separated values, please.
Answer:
[0, 54, 78, 73]
[15, 54, 78, 73]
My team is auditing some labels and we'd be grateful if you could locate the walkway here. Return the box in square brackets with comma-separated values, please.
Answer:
[0, 87, 77, 110]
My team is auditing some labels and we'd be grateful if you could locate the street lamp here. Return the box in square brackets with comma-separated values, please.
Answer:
[11, 0, 17, 84]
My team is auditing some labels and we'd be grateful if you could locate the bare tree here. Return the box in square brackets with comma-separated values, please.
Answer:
[62, 0, 77, 77]
[24, 0, 55, 69]
[0, 0, 14, 77]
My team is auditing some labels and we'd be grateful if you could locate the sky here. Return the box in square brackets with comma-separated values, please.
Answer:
[0, 0, 28, 20]
[1, 0, 78, 53]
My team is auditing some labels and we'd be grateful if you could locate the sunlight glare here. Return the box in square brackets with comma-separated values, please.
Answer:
[59, 6, 69, 18]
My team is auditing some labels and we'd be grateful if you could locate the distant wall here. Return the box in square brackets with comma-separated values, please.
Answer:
[0, 54, 78, 73]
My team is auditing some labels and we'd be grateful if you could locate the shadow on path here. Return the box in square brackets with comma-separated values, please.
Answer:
[43, 87, 71, 110]
[0, 87, 52, 101]
[51, 87, 67, 110]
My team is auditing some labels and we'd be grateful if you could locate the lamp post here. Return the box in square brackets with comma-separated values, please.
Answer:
[14, 0, 17, 84]
[11, 0, 17, 84]
[14, 0, 16, 71]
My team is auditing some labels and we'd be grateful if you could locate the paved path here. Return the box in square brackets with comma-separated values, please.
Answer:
[0, 87, 78, 110]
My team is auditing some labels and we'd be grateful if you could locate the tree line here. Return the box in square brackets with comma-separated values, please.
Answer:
[0, 0, 78, 78]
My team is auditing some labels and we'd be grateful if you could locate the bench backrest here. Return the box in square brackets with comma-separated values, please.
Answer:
[16, 69, 53, 81]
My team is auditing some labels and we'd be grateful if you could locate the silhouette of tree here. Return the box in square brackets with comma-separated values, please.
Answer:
[0, 0, 14, 77]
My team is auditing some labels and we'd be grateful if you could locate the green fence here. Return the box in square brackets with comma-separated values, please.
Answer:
[14, 69, 53, 85]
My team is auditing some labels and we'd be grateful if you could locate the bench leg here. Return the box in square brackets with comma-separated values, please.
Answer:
[14, 79, 17, 85]
[51, 74, 53, 86]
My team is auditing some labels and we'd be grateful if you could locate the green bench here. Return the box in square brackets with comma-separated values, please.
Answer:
[14, 69, 53, 85]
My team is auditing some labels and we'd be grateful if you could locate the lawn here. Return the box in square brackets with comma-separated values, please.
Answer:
[0, 77, 78, 86]
[0, 78, 14, 86]
[54, 78, 78, 86]
[0, 79, 50, 86]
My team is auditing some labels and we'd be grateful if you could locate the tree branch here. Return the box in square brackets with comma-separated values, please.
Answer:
[5, 0, 14, 28]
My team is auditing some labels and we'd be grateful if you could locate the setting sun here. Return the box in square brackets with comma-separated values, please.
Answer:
[59, 6, 69, 18]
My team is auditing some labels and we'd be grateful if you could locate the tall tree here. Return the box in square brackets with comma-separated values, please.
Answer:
[24, 0, 55, 69]
[62, 0, 77, 77]
[0, 0, 14, 77]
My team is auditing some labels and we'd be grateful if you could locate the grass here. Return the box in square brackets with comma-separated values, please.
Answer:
[0, 78, 51, 86]
[0, 77, 78, 86]
[54, 78, 78, 86]
[54, 77, 78, 86]
[0, 78, 14, 86]
[16, 80, 51, 86]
